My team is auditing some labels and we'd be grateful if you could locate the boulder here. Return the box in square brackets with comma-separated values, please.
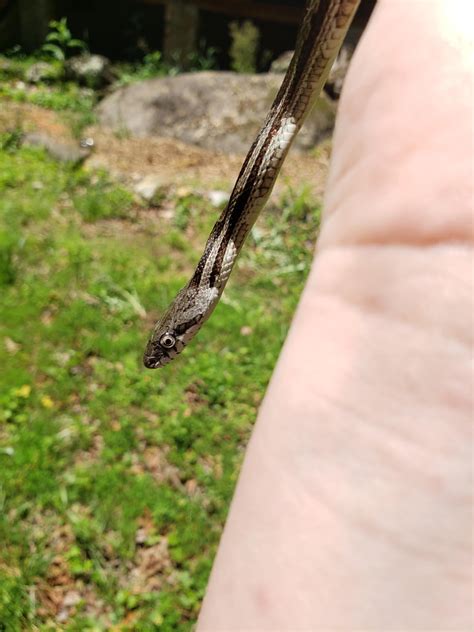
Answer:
[325, 45, 354, 100]
[96, 71, 336, 154]
[65, 54, 113, 88]
[270, 51, 293, 74]
[269, 45, 354, 100]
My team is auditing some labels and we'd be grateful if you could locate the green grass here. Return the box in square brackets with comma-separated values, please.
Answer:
[0, 54, 96, 115]
[0, 53, 98, 138]
[0, 127, 321, 628]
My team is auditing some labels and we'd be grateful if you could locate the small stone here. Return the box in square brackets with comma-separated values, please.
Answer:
[25, 62, 58, 84]
[62, 590, 81, 607]
[176, 186, 191, 198]
[57, 610, 69, 623]
[185, 479, 198, 495]
[22, 132, 90, 163]
[208, 190, 229, 207]
[270, 50, 294, 74]
[134, 175, 165, 204]
[4, 337, 20, 354]
[79, 137, 94, 149]
[135, 528, 147, 544]
[66, 54, 113, 88]
[53, 351, 72, 366]
[0, 58, 15, 76]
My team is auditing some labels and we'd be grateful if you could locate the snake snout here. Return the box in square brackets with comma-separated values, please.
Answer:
[143, 335, 176, 368]
[143, 343, 165, 369]
[143, 353, 161, 369]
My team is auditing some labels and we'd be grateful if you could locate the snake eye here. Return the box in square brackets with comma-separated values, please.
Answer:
[159, 333, 176, 349]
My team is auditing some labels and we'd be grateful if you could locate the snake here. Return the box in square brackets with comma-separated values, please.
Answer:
[144, 0, 360, 369]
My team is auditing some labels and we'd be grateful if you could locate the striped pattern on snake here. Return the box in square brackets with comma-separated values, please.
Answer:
[144, 0, 360, 368]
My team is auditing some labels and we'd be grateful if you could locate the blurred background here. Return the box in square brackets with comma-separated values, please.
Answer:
[0, 0, 374, 629]
[1, 0, 375, 65]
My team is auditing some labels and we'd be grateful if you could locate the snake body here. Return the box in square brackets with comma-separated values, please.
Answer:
[144, 0, 360, 368]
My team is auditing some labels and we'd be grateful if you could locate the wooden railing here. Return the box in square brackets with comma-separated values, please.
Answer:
[137, 0, 304, 24]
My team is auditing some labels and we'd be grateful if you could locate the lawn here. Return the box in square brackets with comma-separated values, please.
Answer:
[0, 112, 321, 628]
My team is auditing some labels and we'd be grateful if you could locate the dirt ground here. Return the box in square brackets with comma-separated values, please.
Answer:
[1, 101, 332, 199]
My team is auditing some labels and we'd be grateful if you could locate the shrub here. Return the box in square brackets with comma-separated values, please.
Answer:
[40, 18, 87, 62]
[229, 20, 260, 74]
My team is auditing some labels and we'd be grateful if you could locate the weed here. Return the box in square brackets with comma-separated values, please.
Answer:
[0, 81, 97, 113]
[0, 127, 23, 152]
[72, 171, 134, 222]
[173, 193, 201, 231]
[40, 18, 88, 62]
[229, 20, 260, 74]
[115, 41, 218, 87]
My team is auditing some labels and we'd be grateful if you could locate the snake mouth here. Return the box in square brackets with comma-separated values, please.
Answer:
[143, 347, 174, 369]
[143, 356, 159, 369]
[143, 354, 165, 369]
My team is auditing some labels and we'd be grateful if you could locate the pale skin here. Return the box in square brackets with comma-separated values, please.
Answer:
[197, 0, 473, 630]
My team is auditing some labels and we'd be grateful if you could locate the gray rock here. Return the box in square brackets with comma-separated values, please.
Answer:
[270, 44, 354, 100]
[134, 175, 166, 204]
[270, 51, 293, 74]
[325, 45, 354, 100]
[22, 132, 90, 163]
[0, 57, 18, 77]
[25, 62, 58, 84]
[96, 71, 336, 154]
[79, 137, 95, 149]
[66, 54, 113, 88]
[208, 190, 229, 207]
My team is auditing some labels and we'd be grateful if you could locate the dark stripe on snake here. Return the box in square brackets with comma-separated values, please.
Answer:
[204, 0, 332, 289]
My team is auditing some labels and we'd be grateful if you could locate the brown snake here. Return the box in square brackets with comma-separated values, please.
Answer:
[144, 0, 360, 368]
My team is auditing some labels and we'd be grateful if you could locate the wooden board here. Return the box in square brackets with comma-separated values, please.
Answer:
[137, 0, 304, 24]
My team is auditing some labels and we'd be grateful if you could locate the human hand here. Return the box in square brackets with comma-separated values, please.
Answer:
[198, 0, 472, 629]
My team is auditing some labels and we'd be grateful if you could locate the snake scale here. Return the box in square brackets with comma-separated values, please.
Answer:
[144, 0, 360, 368]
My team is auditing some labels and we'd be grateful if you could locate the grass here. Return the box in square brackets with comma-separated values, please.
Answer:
[0, 53, 97, 140]
[0, 105, 321, 628]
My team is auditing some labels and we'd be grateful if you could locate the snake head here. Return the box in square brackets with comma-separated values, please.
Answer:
[143, 285, 216, 369]
[143, 291, 188, 368]
[143, 328, 183, 368]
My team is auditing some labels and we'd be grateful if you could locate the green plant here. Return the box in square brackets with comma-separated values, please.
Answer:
[0, 229, 24, 287]
[0, 54, 27, 81]
[0, 384, 31, 423]
[115, 42, 218, 87]
[40, 18, 87, 61]
[0, 136, 322, 630]
[229, 20, 260, 74]
[114, 51, 169, 86]
[188, 44, 218, 71]
[142, 50, 166, 76]
[72, 171, 134, 222]
[0, 81, 96, 113]
[175, 39, 219, 73]
[0, 127, 23, 153]
[174, 194, 201, 231]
